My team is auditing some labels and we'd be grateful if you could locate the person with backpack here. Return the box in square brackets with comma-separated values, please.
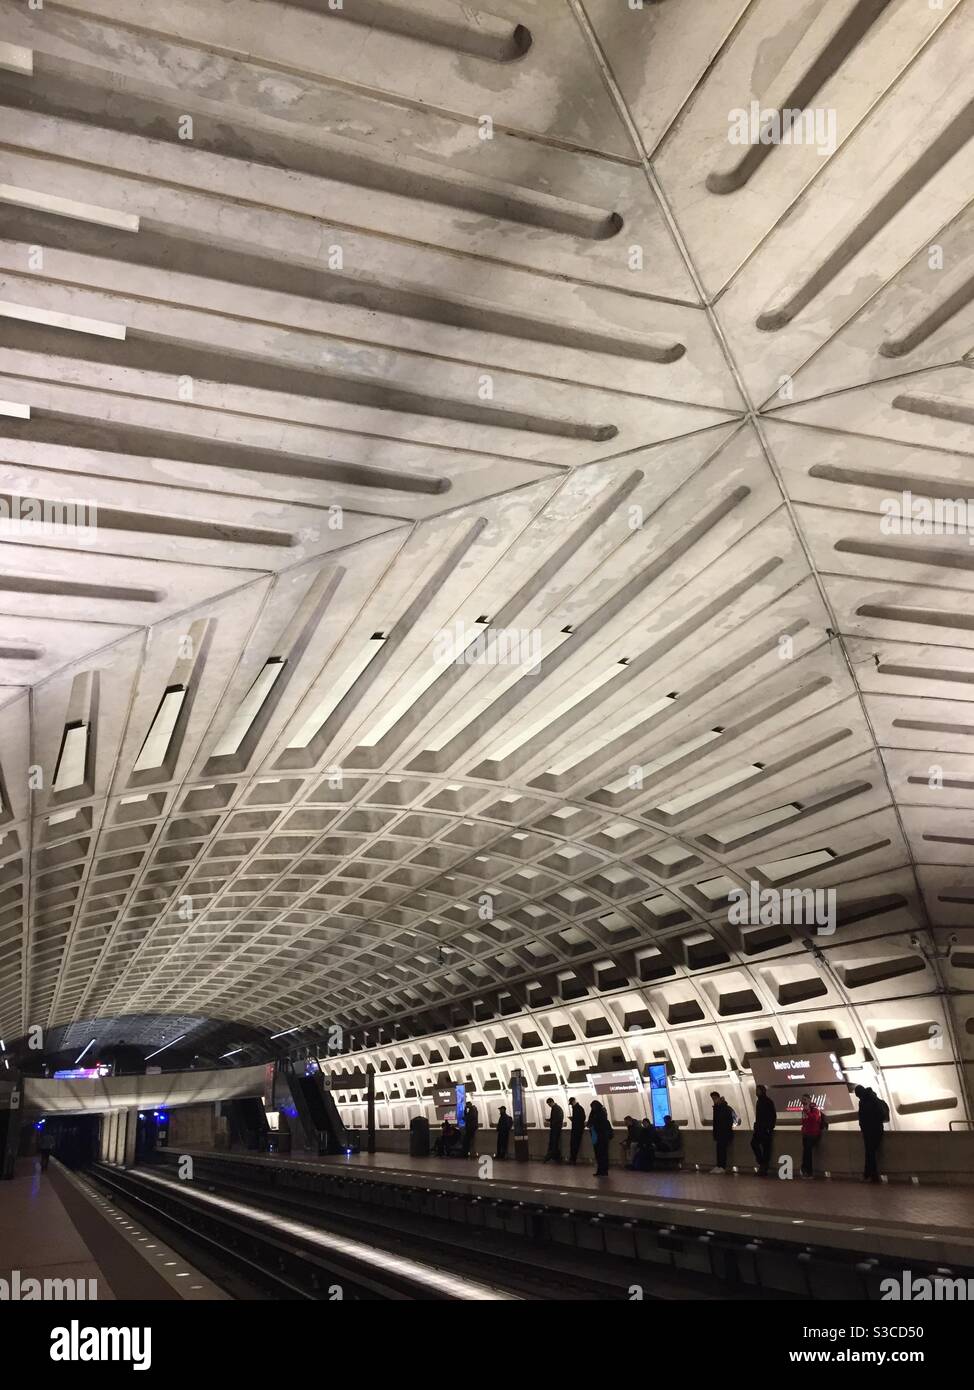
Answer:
[709, 1091, 735, 1173]
[854, 1085, 888, 1183]
[751, 1083, 777, 1176]
[799, 1093, 825, 1177]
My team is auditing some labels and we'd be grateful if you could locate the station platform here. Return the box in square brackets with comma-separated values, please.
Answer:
[187, 1147, 974, 1269]
[0, 1157, 115, 1300]
[0, 1157, 226, 1301]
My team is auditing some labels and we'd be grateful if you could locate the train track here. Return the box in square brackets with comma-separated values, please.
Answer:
[86, 1162, 522, 1300]
[85, 1158, 670, 1300]
[85, 1150, 739, 1301]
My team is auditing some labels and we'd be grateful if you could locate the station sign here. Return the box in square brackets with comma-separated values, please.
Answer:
[586, 1068, 642, 1095]
[750, 1052, 849, 1113]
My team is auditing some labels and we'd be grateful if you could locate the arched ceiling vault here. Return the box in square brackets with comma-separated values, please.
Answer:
[0, 0, 972, 1118]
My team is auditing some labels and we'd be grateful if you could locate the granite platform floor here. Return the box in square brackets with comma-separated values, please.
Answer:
[0, 1157, 115, 1299]
[184, 1145, 974, 1267]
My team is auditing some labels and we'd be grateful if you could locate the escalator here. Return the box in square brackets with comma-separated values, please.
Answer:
[285, 1071, 349, 1155]
[225, 1098, 271, 1152]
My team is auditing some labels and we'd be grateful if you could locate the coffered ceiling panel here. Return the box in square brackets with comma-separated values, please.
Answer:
[0, 0, 971, 1123]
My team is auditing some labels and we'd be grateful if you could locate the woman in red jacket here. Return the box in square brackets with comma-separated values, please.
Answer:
[799, 1093, 823, 1178]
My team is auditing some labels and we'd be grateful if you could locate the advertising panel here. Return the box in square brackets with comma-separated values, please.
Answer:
[646, 1063, 671, 1126]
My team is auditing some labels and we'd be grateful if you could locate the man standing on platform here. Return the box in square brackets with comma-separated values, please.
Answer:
[568, 1096, 586, 1164]
[461, 1099, 479, 1157]
[709, 1091, 734, 1173]
[494, 1105, 513, 1160]
[37, 1126, 55, 1172]
[589, 1100, 613, 1177]
[854, 1085, 887, 1184]
[750, 1084, 776, 1176]
[543, 1097, 564, 1162]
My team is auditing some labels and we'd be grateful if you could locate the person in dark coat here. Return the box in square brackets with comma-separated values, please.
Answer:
[750, 1084, 777, 1176]
[460, 1100, 479, 1157]
[854, 1085, 886, 1183]
[568, 1097, 586, 1164]
[630, 1119, 656, 1172]
[494, 1105, 513, 1160]
[710, 1091, 734, 1173]
[544, 1097, 564, 1162]
[621, 1115, 641, 1161]
[657, 1115, 682, 1154]
[37, 1128, 55, 1171]
[435, 1119, 459, 1157]
[589, 1100, 613, 1177]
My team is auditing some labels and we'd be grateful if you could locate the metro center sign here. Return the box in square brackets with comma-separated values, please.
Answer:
[586, 1069, 643, 1095]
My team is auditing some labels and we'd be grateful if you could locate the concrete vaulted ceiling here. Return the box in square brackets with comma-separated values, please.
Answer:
[1, 0, 972, 1120]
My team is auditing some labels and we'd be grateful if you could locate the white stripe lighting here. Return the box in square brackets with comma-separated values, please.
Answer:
[144, 1035, 186, 1061]
[136, 1170, 519, 1301]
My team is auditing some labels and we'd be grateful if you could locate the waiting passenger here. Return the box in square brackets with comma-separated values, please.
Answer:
[799, 1093, 824, 1178]
[751, 1084, 777, 1176]
[434, 1119, 460, 1157]
[854, 1085, 888, 1184]
[568, 1097, 586, 1165]
[621, 1115, 641, 1160]
[543, 1097, 564, 1162]
[622, 1120, 638, 1168]
[588, 1100, 614, 1177]
[461, 1101, 479, 1158]
[629, 1119, 656, 1172]
[657, 1115, 682, 1153]
[709, 1092, 735, 1174]
[495, 1105, 513, 1161]
[37, 1128, 55, 1172]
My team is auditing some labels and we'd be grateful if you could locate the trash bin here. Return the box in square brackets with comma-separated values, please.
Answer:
[409, 1115, 430, 1157]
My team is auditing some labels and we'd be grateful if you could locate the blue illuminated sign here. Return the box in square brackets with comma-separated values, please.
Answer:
[647, 1064, 670, 1128]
